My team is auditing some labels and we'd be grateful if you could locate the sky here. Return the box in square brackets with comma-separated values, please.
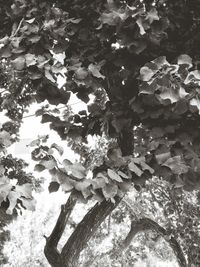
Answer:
[8, 93, 90, 163]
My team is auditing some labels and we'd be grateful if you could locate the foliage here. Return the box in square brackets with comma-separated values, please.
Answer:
[1, 0, 200, 208]
[0, 0, 200, 266]
[3, 190, 67, 267]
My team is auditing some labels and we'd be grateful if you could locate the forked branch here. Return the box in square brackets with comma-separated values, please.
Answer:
[44, 191, 77, 267]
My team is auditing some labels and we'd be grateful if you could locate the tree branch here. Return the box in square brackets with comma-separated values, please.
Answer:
[44, 191, 77, 267]
[60, 197, 121, 267]
[122, 218, 187, 267]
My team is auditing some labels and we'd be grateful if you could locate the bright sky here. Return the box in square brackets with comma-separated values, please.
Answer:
[8, 93, 90, 163]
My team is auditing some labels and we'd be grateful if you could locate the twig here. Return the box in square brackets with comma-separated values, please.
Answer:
[11, 18, 24, 38]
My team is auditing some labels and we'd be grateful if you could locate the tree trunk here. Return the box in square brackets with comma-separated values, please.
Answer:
[60, 197, 121, 267]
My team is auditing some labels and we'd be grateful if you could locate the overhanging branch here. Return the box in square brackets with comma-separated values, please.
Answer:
[122, 218, 187, 267]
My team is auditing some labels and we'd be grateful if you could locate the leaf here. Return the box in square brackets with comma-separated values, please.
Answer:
[133, 158, 154, 174]
[40, 158, 57, 170]
[184, 70, 200, 85]
[28, 70, 42, 80]
[71, 163, 86, 179]
[34, 164, 46, 172]
[52, 52, 66, 64]
[140, 66, 155, 81]
[156, 152, 171, 165]
[100, 11, 122, 26]
[107, 169, 123, 182]
[6, 191, 20, 215]
[117, 170, 129, 179]
[20, 198, 36, 211]
[25, 53, 36, 66]
[51, 143, 64, 155]
[28, 35, 41, 43]
[26, 18, 35, 24]
[12, 56, 25, 70]
[62, 159, 73, 168]
[61, 181, 74, 192]
[0, 183, 12, 204]
[163, 156, 189, 175]
[102, 184, 118, 200]
[63, 160, 85, 179]
[96, 172, 109, 183]
[146, 8, 159, 24]
[179, 87, 189, 98]
[68, 18, 82, 24]
[0, 130, 12, 147]
[75, 67, 88, 80]
[48, 181, 60, 193]
[0, 165, 5, 176]
[75, 180, 92, 198]
[88, 64, 105, 79]
[15, 184, 32, 198]
[45, 69, 56, 83]
[0, 36, 9, 46]
[178, 54, 192, 68]
[128, 160, 143, 176]
[92, 177, 107, 189]
[107, 148, 125, 166]
[129, 40, 147, 55]
[119, 180, 132, 192]
[55, 170, 74, 191]
[190, 98, 200, 114]
[152, 56, 169, 69]
[28, 139, 40, 147]
[158, 87, 180, 103]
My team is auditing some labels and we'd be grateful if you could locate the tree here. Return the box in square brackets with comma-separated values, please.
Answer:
[0, 0, 200, 266]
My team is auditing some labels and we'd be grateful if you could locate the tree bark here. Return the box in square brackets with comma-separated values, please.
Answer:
[60, 197, 121, 267]
[121, 218, 187, 267]
[118, 127, 134, 156]
[44, 192, 77, 267]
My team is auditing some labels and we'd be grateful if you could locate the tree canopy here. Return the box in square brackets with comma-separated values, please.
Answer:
[0, 0, 200, 266]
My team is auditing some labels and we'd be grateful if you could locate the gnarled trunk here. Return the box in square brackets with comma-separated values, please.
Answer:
[60, 197, 121, 267]
[44, 193, 121, 267]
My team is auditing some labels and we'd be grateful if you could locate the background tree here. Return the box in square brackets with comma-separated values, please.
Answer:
[0, 0, 200, 266]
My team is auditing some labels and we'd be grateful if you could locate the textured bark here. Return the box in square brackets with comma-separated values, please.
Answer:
[60, 197, 121, 267]
[118, 127, 134, 156]
[44, 192, 77, 267]
[122, 218, 187, 267]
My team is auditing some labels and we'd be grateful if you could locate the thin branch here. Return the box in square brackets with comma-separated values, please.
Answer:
[22, 101, 83, 119]
[11, 18, 24, 38]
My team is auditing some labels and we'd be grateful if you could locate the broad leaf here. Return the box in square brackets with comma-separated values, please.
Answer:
[40, 158, 57, 170]
[140, 66, 155, 81]
[128, 160, 143, 176]
[163, 156, 189, 175]
[51, 143, 64, 155]
[88, 64, 105, 79]
[48, 181, 60, 193]
[107, 169, 123, 182]
[178, 54, 192, 68]
[102, 184, 118, 200]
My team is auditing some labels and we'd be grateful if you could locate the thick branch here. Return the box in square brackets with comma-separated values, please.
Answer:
[44, 192, 77, 267]
[118, 127, 134, 156]
[122, 218, 187, 267]
[60, 197, 121, 267]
